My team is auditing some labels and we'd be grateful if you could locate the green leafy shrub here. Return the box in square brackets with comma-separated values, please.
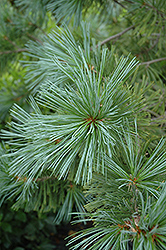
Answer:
[0, 201, 56, 250]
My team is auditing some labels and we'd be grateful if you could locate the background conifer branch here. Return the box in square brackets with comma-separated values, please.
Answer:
[98, 25, 135, 46]
[0, 48, 28, 55]
[139, 57, 166, 66]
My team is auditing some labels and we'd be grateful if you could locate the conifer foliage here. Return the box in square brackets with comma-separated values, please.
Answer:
[0, 0, 166, 249]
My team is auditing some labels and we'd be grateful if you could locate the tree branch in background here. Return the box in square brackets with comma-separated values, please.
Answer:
[146, 36, 160, 52]
[0, 48, 28, 55]
[3, 36, 19, 48]
[113, 0, 126, 9]
[99, 25, 135, 46]
[27, 33, 43, 44]
[36, 176, 57, 182]
[139, 57, 166, 66]
[28, 22, 47, 36]
[144, 2, 166, 19]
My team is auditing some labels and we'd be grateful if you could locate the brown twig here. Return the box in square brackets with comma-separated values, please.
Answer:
[143, 2, 166, 19]
[124, 0, 133, 3]
[113, 0, 126, 9]
[146, 36, 160, 52]
[98, 25, 135, 47]
[27, 33, 43, 44]
[0, 48, 28, 55]
[139, 57, 166, 66]
[36, 176, 57, 182]
[3, 36, 19, 48]
[15, 175, 57, 183]
[151, 112, 166, 121]
[28, 22, 47, 36]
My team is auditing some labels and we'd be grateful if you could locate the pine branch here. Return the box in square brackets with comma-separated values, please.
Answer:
[139, 57, 166, 66]
[99, 25, 134, 46]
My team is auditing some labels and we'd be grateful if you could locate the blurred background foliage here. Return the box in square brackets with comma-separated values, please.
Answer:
[0, 201, 57, 250]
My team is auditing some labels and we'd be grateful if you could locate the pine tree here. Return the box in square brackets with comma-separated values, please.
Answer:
[0, 0, 166, 249]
